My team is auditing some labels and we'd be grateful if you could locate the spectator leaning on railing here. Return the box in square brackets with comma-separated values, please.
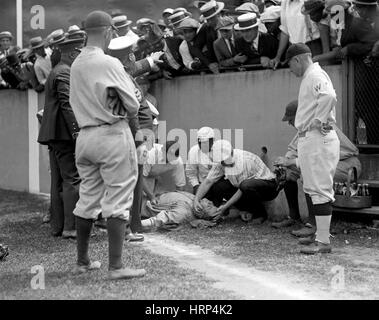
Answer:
[0, 31, 20, 57]
[260, 3, 281, 39]
[213, 16, 240, 67]
[234, 12, 279, 67]
[30, 36, 52, 87]
[270, 0, 324, 69]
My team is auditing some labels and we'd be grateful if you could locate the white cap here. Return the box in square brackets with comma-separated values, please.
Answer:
[211, 139, 233, 163]
[197, 127, 215, 141]
[108, 34, 139, 51]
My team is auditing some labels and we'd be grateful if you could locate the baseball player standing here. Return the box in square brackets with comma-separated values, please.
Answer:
[284, 43, 340, 255]
[70, 11, 145, 279]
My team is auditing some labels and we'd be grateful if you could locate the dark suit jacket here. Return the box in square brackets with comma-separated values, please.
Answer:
[38, 62, 79, 145]
[160, 36, 185, 75]
[235, 33, 279, 65]
[213, 37, 237, 67]
[194, 24, 218, 64]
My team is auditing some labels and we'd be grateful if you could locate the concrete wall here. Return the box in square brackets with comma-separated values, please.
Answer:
[0, 65, 344, 198]
[152, 65, 343, 162]
[0, 90, 29, 191]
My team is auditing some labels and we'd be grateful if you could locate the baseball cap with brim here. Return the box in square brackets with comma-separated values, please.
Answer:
[112, 15, 133, 29]
[108, 34, 139, 51]
[234, 13, 260, 30]
[282, 100, 298, 121]
[0, 31, 14, 41]
[200, 1, 225, 20]
[84, 10, 118, 31]
[177, 18, 200, 30]
[285, 43, 312, 63]
[197, 127, 215, 141]
[30, 36, 46, 50]
[212, 139, 233, 163]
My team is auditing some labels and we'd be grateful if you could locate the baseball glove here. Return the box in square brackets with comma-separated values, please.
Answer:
[0, 244, 9, 261]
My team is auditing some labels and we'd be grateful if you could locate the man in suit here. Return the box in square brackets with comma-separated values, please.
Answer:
[234, 13, 279, 67]
[194, 1, 225, 69]
[37, 35, 84, 239]
[214, 16, 246, 67]
[0, 32, 20, 57]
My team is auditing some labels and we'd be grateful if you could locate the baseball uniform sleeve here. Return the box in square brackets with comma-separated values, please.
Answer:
[312, 74, 337, 124]
[285, 134, 299, 159]
[174, 157, 187, 188]
[106, 58, 140, 118]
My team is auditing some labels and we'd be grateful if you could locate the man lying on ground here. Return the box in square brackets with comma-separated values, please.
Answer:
[141, 191, 220, 231]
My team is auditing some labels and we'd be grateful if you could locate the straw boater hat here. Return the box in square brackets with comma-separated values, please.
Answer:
[0, 31, 14, 41]
[136, 18, 156, 28]
[234, 13, 260, 30]
[173, 7, 192, 16]
[112, 15, 132, 29]
[67, 25, 86, 40]
[162, 8, 174, 16]
[177, 18, 200, 30]
[30, 36, 45, 50]
[352, 0, 377, 5]
[169, 11, 190, 27]
[48, 29, 65, 46]
[200, 1, 225, 20]
[216, 16, 235, 30]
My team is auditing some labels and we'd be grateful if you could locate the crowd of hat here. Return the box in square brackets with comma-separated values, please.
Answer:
[1, 0, 378, 91]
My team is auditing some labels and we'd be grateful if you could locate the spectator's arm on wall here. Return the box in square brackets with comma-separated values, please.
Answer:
[34, 63, 47, 85]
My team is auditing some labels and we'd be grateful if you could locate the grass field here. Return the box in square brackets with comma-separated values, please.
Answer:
[1, 189, 378, 300]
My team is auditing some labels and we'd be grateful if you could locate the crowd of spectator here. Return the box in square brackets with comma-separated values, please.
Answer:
[0, 0, 379, 90]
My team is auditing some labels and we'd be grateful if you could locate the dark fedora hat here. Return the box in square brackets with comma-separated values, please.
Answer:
[30, 36, 46, 50]
[282, 100, 298, 121]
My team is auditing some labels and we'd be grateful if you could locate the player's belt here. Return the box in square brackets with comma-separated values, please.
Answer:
[298, 128, 334, 138]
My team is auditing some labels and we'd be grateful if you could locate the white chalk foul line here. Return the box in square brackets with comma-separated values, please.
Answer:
[141, 234, 320, 300]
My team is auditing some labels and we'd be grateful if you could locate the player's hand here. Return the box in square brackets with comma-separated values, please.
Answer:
[274, 156, 287, 167]
[194, 197, 204, 213]
[269, 57, 281, 70]
[215, 204, 228, 216]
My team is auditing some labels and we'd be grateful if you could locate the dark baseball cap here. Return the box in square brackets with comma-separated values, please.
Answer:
[85, 10, 118, 31]
[285, 43, 311, 63]
[282, 100, 298, 121]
